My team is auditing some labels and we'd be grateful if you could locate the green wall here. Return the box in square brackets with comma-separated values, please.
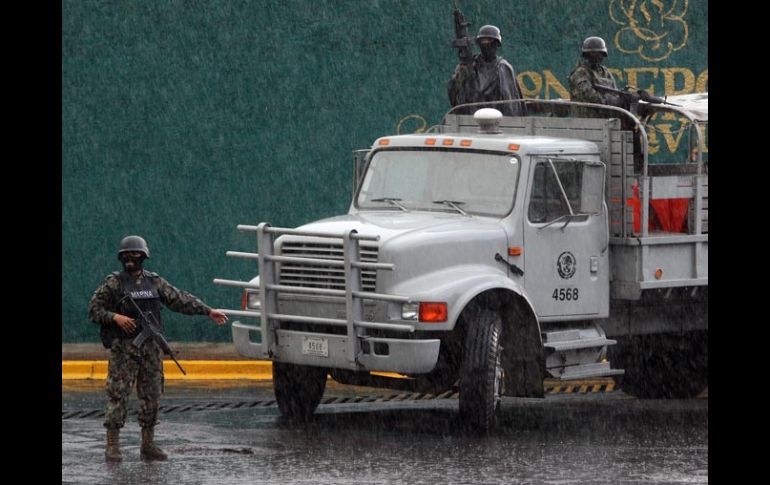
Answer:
[63, 0, 708, 342]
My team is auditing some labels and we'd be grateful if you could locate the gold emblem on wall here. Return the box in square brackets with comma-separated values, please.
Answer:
[396, 114, 428, 135]
[610, 0, 689, 62]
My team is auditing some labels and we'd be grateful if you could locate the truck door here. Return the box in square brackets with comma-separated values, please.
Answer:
[522, 157, 609, 318]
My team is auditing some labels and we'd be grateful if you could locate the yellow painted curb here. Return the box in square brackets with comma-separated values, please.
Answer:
[62, 361, 410, 381]
[62, 360, 274, 380]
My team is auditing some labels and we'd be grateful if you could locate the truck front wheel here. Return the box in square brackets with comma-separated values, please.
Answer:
[458, 305, 504, 431]
[273, 362, 328, 420]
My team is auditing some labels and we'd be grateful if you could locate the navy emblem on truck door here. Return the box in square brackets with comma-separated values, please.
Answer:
[557, 251, 577, 279]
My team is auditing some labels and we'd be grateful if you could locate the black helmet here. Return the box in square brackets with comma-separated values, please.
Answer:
[476, 25, 502, 46]
[117, 235, 150, 259]
[581, 36, 608, 57]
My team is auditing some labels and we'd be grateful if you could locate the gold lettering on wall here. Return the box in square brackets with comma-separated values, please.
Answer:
[541, 67, 704, 97]
[695, 69, 708, 92]
[608, 68, 625, 84]
[517, 71, 543, 98]
[543, 70, 570, 99]
[625, 67, 660, 93]
[661, 68, 695, 95]
[655, 120, 690, 153]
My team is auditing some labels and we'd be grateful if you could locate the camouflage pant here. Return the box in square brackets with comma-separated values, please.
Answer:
[104, 338, 164, 430]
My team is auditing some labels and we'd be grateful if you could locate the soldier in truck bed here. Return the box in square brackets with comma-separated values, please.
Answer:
[448, 25, 527, 116]
[88, 235, 228, 462]
[568, 36, 624, 107]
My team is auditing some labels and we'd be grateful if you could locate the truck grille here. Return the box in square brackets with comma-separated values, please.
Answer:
[278, 242, 379, 292]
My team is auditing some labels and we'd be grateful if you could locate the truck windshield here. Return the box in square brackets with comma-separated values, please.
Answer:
[357, 149, 520, 217]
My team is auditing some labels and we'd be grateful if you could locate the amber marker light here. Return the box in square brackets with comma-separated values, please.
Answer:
[655, 268, 663, 279]
[425, 138, 437, 145]
[443, 138, 454, 146]
[378, 139, 390, 145]
[419, 302, 448, 323]
[508, 247, 522, 256]
[460, 139, 472, 147]
[509, 143, 520, 151]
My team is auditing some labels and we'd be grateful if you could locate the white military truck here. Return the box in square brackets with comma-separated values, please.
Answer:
[215, 96, 708, 429]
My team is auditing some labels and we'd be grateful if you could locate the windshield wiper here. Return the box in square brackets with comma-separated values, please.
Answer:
[432, 200, 468, 215]
[371, 197, 409, 212]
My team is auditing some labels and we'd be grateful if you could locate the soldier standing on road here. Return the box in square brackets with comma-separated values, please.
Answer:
[88, 235, 228, 462]
[448, 25, 526, 116]
[568, 36, 625, 108]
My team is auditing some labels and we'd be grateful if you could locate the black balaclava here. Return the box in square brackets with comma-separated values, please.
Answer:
[120, 252, 146, 273]
[480, 42, 498, 62]
[584, 52, 605, 69]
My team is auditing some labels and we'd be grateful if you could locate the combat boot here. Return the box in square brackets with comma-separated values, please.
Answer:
[105, 428, 122, 463]
[140, 427, 168, 461]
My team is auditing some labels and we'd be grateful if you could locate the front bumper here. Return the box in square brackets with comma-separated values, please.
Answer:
[232, 321, 440, 374]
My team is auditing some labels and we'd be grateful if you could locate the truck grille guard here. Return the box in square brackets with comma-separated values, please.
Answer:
[214, 223, 421, 369]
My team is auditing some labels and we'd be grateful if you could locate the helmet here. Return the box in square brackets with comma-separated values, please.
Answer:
[581, 36, 608, 57]
[117, 235, 150, 259]
[476, 25, 502, 45]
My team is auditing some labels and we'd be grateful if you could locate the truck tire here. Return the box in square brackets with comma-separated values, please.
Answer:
[273, 362, 328, 420]
[458, 305, 504, 430]
[609, 331, 707, 398]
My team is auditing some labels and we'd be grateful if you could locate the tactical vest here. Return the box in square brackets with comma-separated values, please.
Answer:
[569, 64, 617, 100]
[100, 271, 164, 348]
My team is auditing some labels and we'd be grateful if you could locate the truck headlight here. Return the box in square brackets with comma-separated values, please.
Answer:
[401, 302, 419, 321]
[245, 290, 261, 310]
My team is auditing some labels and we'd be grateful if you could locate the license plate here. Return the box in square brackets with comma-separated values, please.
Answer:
[302, 336, 329, 357]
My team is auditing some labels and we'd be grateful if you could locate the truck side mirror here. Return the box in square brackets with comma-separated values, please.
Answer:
[580, 162, 605, 215]
[352, 149, 371, 198]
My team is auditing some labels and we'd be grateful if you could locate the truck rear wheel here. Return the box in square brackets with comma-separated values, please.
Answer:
[459, 306, 503, 430]
[273, 362, 328, 420]
[609, 331, 707, 398]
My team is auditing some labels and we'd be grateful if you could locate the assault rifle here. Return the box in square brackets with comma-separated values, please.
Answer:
[451, 1, 474, 64]
[120, 294, 187, 375]
[592, 83, 681, 107]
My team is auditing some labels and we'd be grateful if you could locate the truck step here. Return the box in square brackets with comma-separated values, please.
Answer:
[555, 362, 625, 380]
[544, 336, 617, 352]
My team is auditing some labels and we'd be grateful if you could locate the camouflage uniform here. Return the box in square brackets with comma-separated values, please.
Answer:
[88, 270, 212, 430]
[568, 61, 622, 106]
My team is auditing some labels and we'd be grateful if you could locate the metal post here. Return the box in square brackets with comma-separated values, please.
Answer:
[620, 131, 629, 238]
[343, 229, 363, 367]
[641, 177, 650, 238]
[693, 176, 704, 278]
[693, 124, 705, 236]
[257, 223, 276, 357]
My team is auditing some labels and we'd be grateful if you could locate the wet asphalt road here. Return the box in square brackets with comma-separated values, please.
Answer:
[62, 381, 708, 484]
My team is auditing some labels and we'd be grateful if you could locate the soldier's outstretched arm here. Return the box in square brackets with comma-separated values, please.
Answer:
[156, 275, 228, 325]
[156, 276, 211, 314]
[208, 309, 228, 325]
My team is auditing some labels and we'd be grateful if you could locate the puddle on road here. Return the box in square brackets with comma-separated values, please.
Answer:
[167, 444, 264, 456]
